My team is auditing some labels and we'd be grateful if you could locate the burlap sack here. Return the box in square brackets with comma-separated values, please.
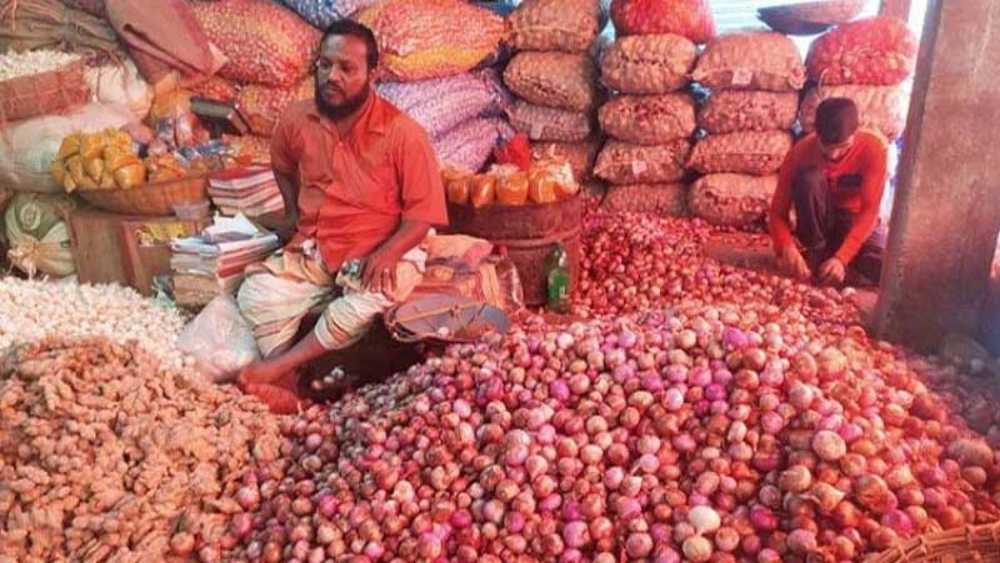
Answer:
[692, 32, 806, 92]
[504, 51, 600, 112]
[598, 93, 696, 145]
[594, 139, 690, 185]
[687, 131, 792, 176]
[689, 173, 778, 228]
[698, 90, 799, 134]
[800, 84, 906, 140]
[509, 100, 593, 142]
[509, 0, 601, 53]
[600, 34, 697, 95]
[531, 136, 604, 182]
[602, 183, 688, 217]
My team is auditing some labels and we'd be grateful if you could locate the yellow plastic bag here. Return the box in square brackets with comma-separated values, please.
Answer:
[497, 172, 529, 206]
[84, 157, 105, 182]
[528, 171, 558, 204]
[447, 177, 472, 205]
[114, 163, 147, 190]
[470, 175, 496, 208]
[56, 134, 82, 161]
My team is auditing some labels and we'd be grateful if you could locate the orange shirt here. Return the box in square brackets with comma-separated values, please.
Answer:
[270, 94, 448, 272]
[769, 130, 889, 264]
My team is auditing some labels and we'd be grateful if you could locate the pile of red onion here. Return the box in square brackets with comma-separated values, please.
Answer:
[219, 211, 1000, 562]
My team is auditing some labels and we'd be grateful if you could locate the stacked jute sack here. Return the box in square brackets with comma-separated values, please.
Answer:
[686, 32, 806, 229]
[503, 0, 605, 185]
[801, 16, 918, 142]
[596, 0, 714, 217]
[359, 0, 510, 172]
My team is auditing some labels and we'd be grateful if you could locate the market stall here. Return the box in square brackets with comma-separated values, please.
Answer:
[3, 0, 1000, 562]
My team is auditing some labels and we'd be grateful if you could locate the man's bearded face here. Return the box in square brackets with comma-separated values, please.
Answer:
[314, 35, 372, 120]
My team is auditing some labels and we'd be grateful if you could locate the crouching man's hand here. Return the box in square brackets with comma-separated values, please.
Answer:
[777, 244, 811, 281]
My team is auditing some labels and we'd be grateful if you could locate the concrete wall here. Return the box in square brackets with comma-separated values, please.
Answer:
[873, 0, 1000, 352]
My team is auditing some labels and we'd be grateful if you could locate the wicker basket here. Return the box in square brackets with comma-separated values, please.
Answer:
[0, 59, 90, 123]
[869, 522, 1000, 562]
[78, 176, 209, 216]
[758, 0, 866, 35]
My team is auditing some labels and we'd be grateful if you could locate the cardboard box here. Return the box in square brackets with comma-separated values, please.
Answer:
[68, 207, 208, 295]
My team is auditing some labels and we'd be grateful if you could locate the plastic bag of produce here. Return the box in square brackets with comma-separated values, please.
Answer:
[600, 34, 697, 95]
[687, 131, 792, 176]
[698, 90, 799, 134]
[806, 16, 918, 86]
[602, 183, 688, 217]
[191, 0, 321, 88]
[800, 84, 906, 140]
[5, 193, 76, 278]
[509, 100, 593, 143]
[610, 0, 715, 43]
[531, 136, 603, 182]
[279, 0, 383, 28]
[594, 139, 690, 185]
[688, 173, 778, 228]
[177, 294, 261, 384]
[497, 172, 530, 206]
[378, 71, 509, 141]
[0, 103, 133, 194]
[469, 174, 497, 208]
[598, 93, 695, 145]
[84, 60, 153, 120]
[355, 0, 504, 82]
[504, 52, 600, 113]
[237, 78, 314, 137]
[434, 117, 512, 174]
[509, 0, 601, 53]
[693, 32, 806, 92]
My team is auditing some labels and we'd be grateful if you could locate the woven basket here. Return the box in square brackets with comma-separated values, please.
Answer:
[869, 522, 1000, 563]
[0, 59, 90, 123]
[78, 176, 208, 216]
[759, 0, 866, 35]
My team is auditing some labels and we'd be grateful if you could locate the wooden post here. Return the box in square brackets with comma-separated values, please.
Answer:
[872, 0, 1000, 352]
[880, 0, 913, 20]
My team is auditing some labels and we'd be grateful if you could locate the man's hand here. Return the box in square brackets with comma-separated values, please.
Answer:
[777, 245, 811, 281]
[361, 248, 399, 295]
[818, 257, 846, 286]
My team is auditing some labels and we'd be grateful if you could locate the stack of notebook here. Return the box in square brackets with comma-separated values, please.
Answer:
[170, 215, 280, 306]
[208, 166, 284, 218]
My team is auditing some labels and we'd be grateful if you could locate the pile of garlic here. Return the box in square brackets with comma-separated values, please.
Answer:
[0, 50, 80, 82]
[0, 278, 190, 370]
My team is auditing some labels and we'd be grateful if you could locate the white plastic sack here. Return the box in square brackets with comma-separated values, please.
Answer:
[177, 295, 260, 384]
[0, 102, 134, 193]
[4, 193, 76, 278]
[84, 61, 153, 120]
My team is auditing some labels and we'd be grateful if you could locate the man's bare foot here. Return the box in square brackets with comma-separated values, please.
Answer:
[239, 359, 295, 387]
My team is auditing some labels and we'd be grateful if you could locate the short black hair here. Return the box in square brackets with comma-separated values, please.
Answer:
[815, 98, 860, 145]
[321, 19, 379, 70]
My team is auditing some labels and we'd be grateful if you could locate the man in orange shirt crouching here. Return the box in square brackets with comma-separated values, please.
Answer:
[234, 20, 448, 411]
[769, 98, 889, 287]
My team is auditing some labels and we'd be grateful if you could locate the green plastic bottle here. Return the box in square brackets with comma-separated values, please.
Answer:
[546, 243, 570, 314]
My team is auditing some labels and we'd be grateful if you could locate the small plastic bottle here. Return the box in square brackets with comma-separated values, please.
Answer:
[545, 243, 570, 314]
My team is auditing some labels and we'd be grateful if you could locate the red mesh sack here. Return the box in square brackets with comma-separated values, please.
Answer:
[610, 0, 716, 44]
[237, 78, 314, 136]
[355, 0, 504, 82]
[806, 16, 918, 86]
[189, 76, 239, 103]
[191, 0, 321, 88]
